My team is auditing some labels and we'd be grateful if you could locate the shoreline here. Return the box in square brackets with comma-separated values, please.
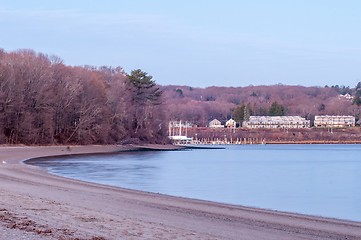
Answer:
[1, 145, 361, 239]
[188, 140, 361, 145]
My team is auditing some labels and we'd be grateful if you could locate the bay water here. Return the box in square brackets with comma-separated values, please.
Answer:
[28, 144, 361, 222]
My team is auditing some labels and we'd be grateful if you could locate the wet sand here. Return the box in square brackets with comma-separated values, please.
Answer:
[1, 145, 361, 240]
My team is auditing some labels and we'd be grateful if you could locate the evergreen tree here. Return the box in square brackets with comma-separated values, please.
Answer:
[233, 103, 252, 123]
[126, 69, 165, 141]
[353, 82, 361, 106]
[269, 102, 286, 116]
[127, 69, 162, 106]
[233, 105, 245, 122]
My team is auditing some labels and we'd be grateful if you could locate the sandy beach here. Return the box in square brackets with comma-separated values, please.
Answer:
[1, 145, 361, 240]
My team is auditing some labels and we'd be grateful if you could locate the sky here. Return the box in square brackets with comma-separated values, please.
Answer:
[1, 0, 361, 88]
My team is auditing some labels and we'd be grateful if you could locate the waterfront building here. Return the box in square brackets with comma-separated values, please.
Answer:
[225, 118, 236, 128]
[243, 116, 310, 129]
[168, 120, 193, 144]
[209, 119, 224, 128]
[168, 120, 193, 129]
[314, 115, 355, 128]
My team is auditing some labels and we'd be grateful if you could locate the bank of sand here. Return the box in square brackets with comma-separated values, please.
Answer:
[0, 145, 361, 240]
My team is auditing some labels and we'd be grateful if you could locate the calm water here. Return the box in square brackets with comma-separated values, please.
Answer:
[28, 144, 361, 222]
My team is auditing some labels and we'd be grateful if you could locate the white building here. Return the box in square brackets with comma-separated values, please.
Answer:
[314, 115, 355, 128]
[339, 93, 353, 101]
[243, 116, 310, 129]
[225, 118, 236, 128]
[209, 119, 224, 128]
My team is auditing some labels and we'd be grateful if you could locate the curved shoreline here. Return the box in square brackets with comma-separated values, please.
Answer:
[1, 145, 361, 240]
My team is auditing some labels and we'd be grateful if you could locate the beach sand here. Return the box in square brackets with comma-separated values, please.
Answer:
[1, 145, 360, 240]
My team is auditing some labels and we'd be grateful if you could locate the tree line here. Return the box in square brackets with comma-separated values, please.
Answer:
[0, 49, 167, 144]
[2, 48, 360, 145]
[162, 83, 361, 126]
[232, 101, 286, 123]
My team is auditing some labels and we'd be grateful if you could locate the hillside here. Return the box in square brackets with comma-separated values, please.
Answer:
[162, 84, 361, 126]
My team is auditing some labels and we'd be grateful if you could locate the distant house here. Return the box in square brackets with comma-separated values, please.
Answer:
[314, 115, 355, 128]
[243, 116, 310, 129]
[339, 93, 353, 101]
[209, 119, 224, 128]
[225, 118, 236, 128]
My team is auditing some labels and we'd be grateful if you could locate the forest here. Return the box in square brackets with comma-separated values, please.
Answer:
[162, 83, 361, 126]
[0, 49, 167, 144]
[1, 48, 361, 145]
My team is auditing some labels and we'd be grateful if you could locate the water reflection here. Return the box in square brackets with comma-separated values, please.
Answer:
[28, 144, 361, 222]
